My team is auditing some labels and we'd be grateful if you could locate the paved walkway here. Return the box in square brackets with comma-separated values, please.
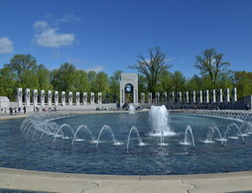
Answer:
[1, 167, 252, 193]
[1, 109, 252, 193]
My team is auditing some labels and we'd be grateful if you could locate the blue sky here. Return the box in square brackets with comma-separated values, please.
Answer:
[0, 0, 252, 78]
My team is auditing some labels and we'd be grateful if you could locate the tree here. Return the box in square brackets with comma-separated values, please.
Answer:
[92, 72, 109, 93]
[234, 71, 252, 99]
[36, 64, 53, 90]
[75, 70, 90, 92]
[171, 71, 186, 92]
[186, 75, 202, 91]
[0, 67, 16, 100]
[109, 70, 122, 102]
[5, 54, 37, 87]
[129, 47, 172, 94]
[195, 48, 230, 86]
[159, 70, 173, 92]
[51, 63, 76, 91]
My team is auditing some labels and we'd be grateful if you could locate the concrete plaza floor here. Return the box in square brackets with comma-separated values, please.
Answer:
[1, 167, 252, 193]
[1, 109, 252, 193]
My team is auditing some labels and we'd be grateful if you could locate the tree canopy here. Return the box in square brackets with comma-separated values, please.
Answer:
[195, 48, 230, 86]
[0, 49, 252, 101]
[129, 47, 171, 94]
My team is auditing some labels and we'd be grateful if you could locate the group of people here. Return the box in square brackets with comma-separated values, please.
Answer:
[9, 106, 26, 115]
[116, 101, 143, 111]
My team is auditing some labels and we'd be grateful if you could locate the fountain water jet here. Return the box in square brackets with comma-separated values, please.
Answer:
[128, 105, 136, 114]
[71, 125, 95, 145]
[53, 124, 74, 142]
[95, 125, 122, 147]
[148, 105, 176, 137]
[206, 126, 226, 145]
[126, 126, 146, 152]
[148, 105, 175, 147]
[224, 123, 245, 143]
[180, 125, 195, 147]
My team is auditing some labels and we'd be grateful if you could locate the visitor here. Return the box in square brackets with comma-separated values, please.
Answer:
[122, 101, 129, 110]
[23, 106, 26, 114]
[14, 107, 17, 113]
[116, 101, 120, 111]
[9, 107, 13, 115]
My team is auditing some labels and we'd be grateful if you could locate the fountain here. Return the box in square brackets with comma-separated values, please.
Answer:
[127, 126, 146, 152]
[1, 107, 252, 175]
[180, 125, 195, 147]
[148, 105, 176, 136]
[128, 105, 136, 114]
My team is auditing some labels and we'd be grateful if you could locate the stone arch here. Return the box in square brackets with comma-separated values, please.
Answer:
[120, 73, 138, 105]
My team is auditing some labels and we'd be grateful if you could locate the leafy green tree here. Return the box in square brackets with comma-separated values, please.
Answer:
[186, 75, 202, 91]
[170, 71, 186, 92]
[87, 70, 97, 90]
[0, 67, 16, 100]
[137, 74, 148, 93]
[234, 71, 252, 99]
[129, 47, 172, 95]
[51, 63, 76, 91]
[92, 72, 109, 93]
[109, 70, 122, 102]
[5, 54, 37, 87]
[159, 70, 173, 92]
[36, 64, 53, 90]
[75, 70, 90, 92]
[195, 48, 230, 86]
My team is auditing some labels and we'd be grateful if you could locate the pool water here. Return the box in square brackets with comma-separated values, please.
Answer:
[1, 112, 252, 175]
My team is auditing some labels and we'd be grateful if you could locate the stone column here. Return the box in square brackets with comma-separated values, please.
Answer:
[185, 91, 189, 104]
[198, 90, 203, 104]
[148, 93, 152, 103]
[171, 92, 175, 103]
[155, 93, 160, 103]
[141, 93, 145, 103]
[48, 90, 52, 107]
[204, 90, 209, 104]
[17, 88, 23, 107]
[177, 92, 182, 104]
[83, 92, 87, 105]
[163, 92, 167, 102]
[33, 89, 38, 107]
[54, 91, 59, 106]
[225, 88, 230, 103]
[69, 92, 73, 105]
[76, 92, 80, 105]
[25, 88, 30, 106]
[212, 89, 216, 103]
[232, 87, 237, 103]
[218, 89, 223, 104]
[40, 90, 45, 107]
[90, 92, 95, 104]
[61, 91, 66, 106]
[98, 92, 102, 104]
[192, 91, 196, 104]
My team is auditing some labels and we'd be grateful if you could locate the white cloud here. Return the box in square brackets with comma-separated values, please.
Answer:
[0, 37, 14, 54]
[56, 13, 80, 25]
[33, 21, 75, 48]
[87, 65, 105, 73]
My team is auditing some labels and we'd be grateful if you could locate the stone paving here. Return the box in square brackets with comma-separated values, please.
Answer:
[1, 167, 252, 193]
[1, 109, 252, 193]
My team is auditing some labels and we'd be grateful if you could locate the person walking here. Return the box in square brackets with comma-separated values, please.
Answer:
[23, 106, 26, 114]
[116, 101, 120, 111]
